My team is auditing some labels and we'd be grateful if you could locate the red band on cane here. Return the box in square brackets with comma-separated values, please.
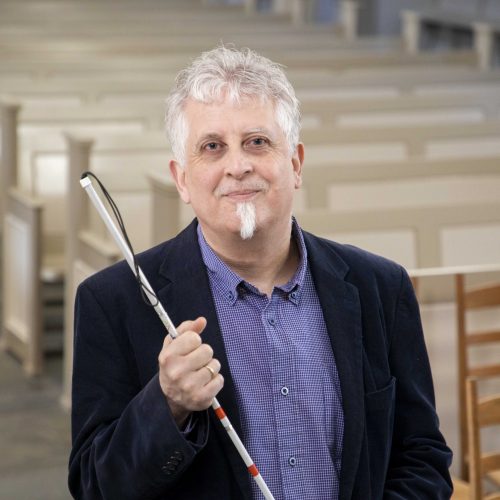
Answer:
[215, 407, 226, 420]
[248, 464, 259, 477]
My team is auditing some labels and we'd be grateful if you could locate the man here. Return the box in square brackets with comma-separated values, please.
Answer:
[69, 46, 452, 499]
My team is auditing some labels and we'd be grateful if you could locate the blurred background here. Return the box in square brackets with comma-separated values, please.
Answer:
[1, 0, 500, 498]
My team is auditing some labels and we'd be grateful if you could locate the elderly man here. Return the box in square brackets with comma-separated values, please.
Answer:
[69, 46, 452, 499]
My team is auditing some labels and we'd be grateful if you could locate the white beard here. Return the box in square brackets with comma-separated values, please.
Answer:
[236, 202, 256, 240]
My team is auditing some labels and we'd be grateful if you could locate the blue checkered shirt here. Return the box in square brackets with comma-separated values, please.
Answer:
[197, 221, 344, 500]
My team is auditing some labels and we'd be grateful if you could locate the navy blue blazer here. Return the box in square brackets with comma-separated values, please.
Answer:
[69, 220, 452, 499]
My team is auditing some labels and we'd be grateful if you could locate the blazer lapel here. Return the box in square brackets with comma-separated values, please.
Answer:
[155, 221, 252, 498]
[304, 232, 364, 500]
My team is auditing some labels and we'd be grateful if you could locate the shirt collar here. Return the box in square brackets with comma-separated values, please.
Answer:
[197, 218, 307, 304]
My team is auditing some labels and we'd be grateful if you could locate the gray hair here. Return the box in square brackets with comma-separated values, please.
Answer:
[165, 45, 301, 166]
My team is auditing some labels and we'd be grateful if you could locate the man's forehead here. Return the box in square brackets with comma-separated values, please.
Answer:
[184, 97, 280, 139]
[185, 91, 270, 107]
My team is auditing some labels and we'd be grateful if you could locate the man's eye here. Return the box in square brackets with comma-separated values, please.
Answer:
[204, 142, 219, 151]
[248, 137, 268, 147]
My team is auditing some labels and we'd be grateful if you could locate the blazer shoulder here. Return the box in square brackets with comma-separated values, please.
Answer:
[78, 221, 199, 301]
[305, 231, 408, 290]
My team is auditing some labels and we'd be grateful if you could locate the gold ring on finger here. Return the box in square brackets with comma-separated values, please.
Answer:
[204, 364, 216, 379]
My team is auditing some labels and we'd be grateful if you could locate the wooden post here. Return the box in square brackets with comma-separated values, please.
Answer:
[465, 378, 481, 496]
[340, 1, 359, 40]
[148, 171, 180, 246]
[455, 273, 469, 480]
[0, 103, 20, 234]
[473, 22, 493, 71]
[401, 10, 421, 54]
[291, 0, 306, 25]
[273, 0, 289, 15]
[244, 0, 257, 15]
[61, 135, 93, 410]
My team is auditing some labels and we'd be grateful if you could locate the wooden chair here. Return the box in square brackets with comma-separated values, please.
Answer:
[452, 476, 470, 500]
[466, 377, 500, 499]
[456, 274, 500, 480]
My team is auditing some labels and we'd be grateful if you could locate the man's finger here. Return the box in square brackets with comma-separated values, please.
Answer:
[162, 316, 207, 349]
[176, 316, 207, 336]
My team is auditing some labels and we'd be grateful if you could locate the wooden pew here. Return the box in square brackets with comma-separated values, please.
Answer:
[300, 156, 500, 209]
[0, 19, 374, 51]
[0, 2, 476, 76]
[16, 117, 500, 188]
[301, 121, 500, 161]
[10, 97, 500, 151]
[1, 115, 172, 376]
[6, 81, 500, 122]
[2, 188, 43, 375]
[4, 83, 499, 218]
[0, 98, 166, 253]
[244, 0, 360, 37]
[295, 202, 500, 270]
[0, 0, 461, 71]
[2, 129, 181, 377]
[0, 101, 163, 375]
[13, 119, 500, 251]
[10, 91, 480, 144]
[3, 62, 500, 104]
[402, 2, 500, 69]
[0, 41, 476, 77]
[3, 80, 500, 235]
[11, 122, 500, 263]
[6, 89, 500, 208]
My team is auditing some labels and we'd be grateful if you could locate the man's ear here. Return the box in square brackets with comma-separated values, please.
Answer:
[169, 160, 191, 204]
[292, 143, 304, 189]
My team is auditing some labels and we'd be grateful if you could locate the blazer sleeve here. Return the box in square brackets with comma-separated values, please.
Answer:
[68, 281, 208, 500]
[383, 269, 453, 499]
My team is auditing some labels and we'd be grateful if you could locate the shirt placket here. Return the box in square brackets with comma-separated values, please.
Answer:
[263, 292, 305, 499]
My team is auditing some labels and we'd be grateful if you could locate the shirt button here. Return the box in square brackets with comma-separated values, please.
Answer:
[280, 386, 289, 396]
[161, 464, 175, 475]
[227, 291, 234, 301]
[290, 291, 298, 300]
[267, 317, 276, 326]
[288, 456, 297, 467]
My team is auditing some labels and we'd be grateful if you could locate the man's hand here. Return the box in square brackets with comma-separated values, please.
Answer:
[158, 317, 224, 427]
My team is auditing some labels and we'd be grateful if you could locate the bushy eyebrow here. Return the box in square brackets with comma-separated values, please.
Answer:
[245, 127, 275, 139]
[193, 127, 277, 151]
[194, 133, 224, 150]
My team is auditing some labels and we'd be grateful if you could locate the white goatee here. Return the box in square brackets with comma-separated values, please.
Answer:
[236, 202, 256, 240]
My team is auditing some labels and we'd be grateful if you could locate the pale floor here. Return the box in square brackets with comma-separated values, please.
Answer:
[0, 350, 71, 500]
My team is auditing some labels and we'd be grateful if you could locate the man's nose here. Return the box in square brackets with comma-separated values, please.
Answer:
[224, 150, 253, 178]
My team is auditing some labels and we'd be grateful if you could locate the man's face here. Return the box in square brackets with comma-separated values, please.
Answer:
[169, 96, 303, 242]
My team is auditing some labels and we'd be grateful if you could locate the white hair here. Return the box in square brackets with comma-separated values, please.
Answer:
[236, 202, 257, 240]
[165, 45, 301, 166]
